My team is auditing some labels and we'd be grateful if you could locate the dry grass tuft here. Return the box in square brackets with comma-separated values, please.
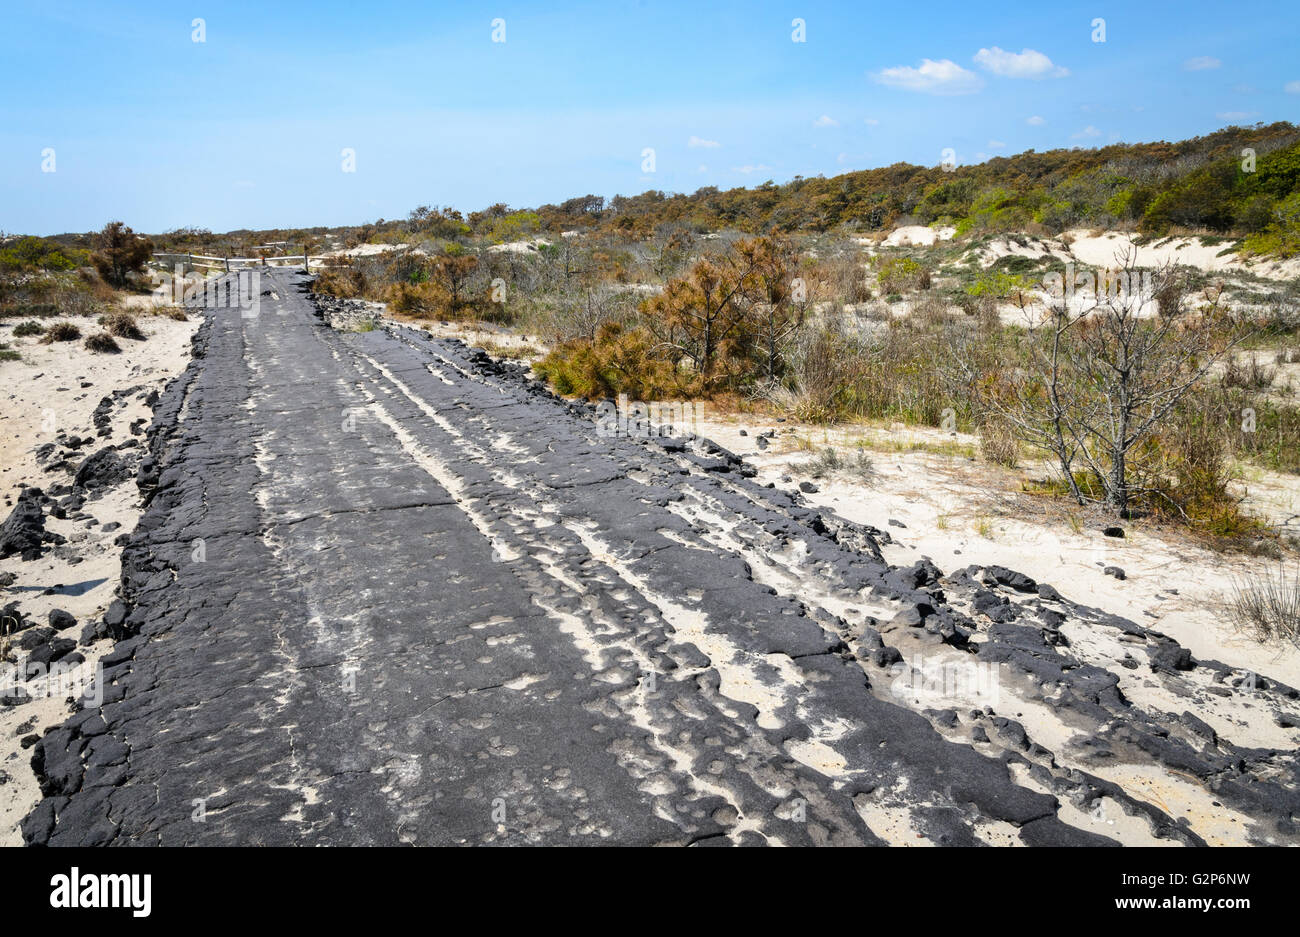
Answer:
[40, 321, 81, 343]
[1224, 566, 1300, 649]
[978, 417, 1020, 467]
[793, 446, 876, 483]
[101, 311, 145, 340]
[84, 331, 121, 353]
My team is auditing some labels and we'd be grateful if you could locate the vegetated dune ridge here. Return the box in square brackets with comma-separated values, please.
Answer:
[16, 270, 1300, 846]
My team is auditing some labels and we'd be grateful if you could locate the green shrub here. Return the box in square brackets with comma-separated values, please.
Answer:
[1241, 192, 1300, 258]
[0, 236, 81, 271]
[966, 270, 1030, 300]
[533, 322, 682, 400]
[91, 221, 153, 287]
[875, 257, 925, 293]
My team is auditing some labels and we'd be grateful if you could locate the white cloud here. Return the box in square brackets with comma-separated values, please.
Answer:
[688, 135, 719, 148]
[1184, 56, 1222, 71]
[1286, 80, 1300, 94]
[864, 118, 879, 126]
[813, 114, 839, 127]
[987, 140, 1006, 150]
[1072, 125, 1101, 139]
[1216, 111, 1255, 121]
[732, 164, 772, 175]
[875, 58, 983, 95]
[696, 164, 709, 173]
[973, 47, 1069, 79]
[1025, 115, 1046, 126]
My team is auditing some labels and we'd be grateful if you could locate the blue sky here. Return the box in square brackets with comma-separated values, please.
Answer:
[3, 0, 1298, 235]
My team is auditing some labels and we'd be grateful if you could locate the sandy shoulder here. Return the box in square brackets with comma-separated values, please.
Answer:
[0, 310, 198, 845]
[697, 414, 1300, 687]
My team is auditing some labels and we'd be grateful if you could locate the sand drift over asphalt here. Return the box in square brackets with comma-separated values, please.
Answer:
[21, 269, 1300, 846]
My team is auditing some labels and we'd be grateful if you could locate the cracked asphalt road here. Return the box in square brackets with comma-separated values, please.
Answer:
[21, 269, 1300, 846]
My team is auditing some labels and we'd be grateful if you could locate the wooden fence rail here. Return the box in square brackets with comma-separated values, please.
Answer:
[149, 251, 314, 273]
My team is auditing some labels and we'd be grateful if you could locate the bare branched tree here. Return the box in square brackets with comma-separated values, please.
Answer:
[986, 246, 1247, 515]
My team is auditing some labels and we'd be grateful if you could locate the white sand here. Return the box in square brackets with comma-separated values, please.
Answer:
[880, 225, 956, 248]
[968, 234, 1072, 268]
[1063, 230, 1300, 280]
[485, 238, 552, 254]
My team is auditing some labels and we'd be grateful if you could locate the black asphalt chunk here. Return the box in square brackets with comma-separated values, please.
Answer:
[0, 487, 63, 560]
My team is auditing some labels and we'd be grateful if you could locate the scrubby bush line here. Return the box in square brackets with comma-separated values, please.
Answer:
[296, 123, 1300, 253]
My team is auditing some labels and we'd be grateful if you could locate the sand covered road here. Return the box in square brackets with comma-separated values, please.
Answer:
[16, 269, 1300, 846]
